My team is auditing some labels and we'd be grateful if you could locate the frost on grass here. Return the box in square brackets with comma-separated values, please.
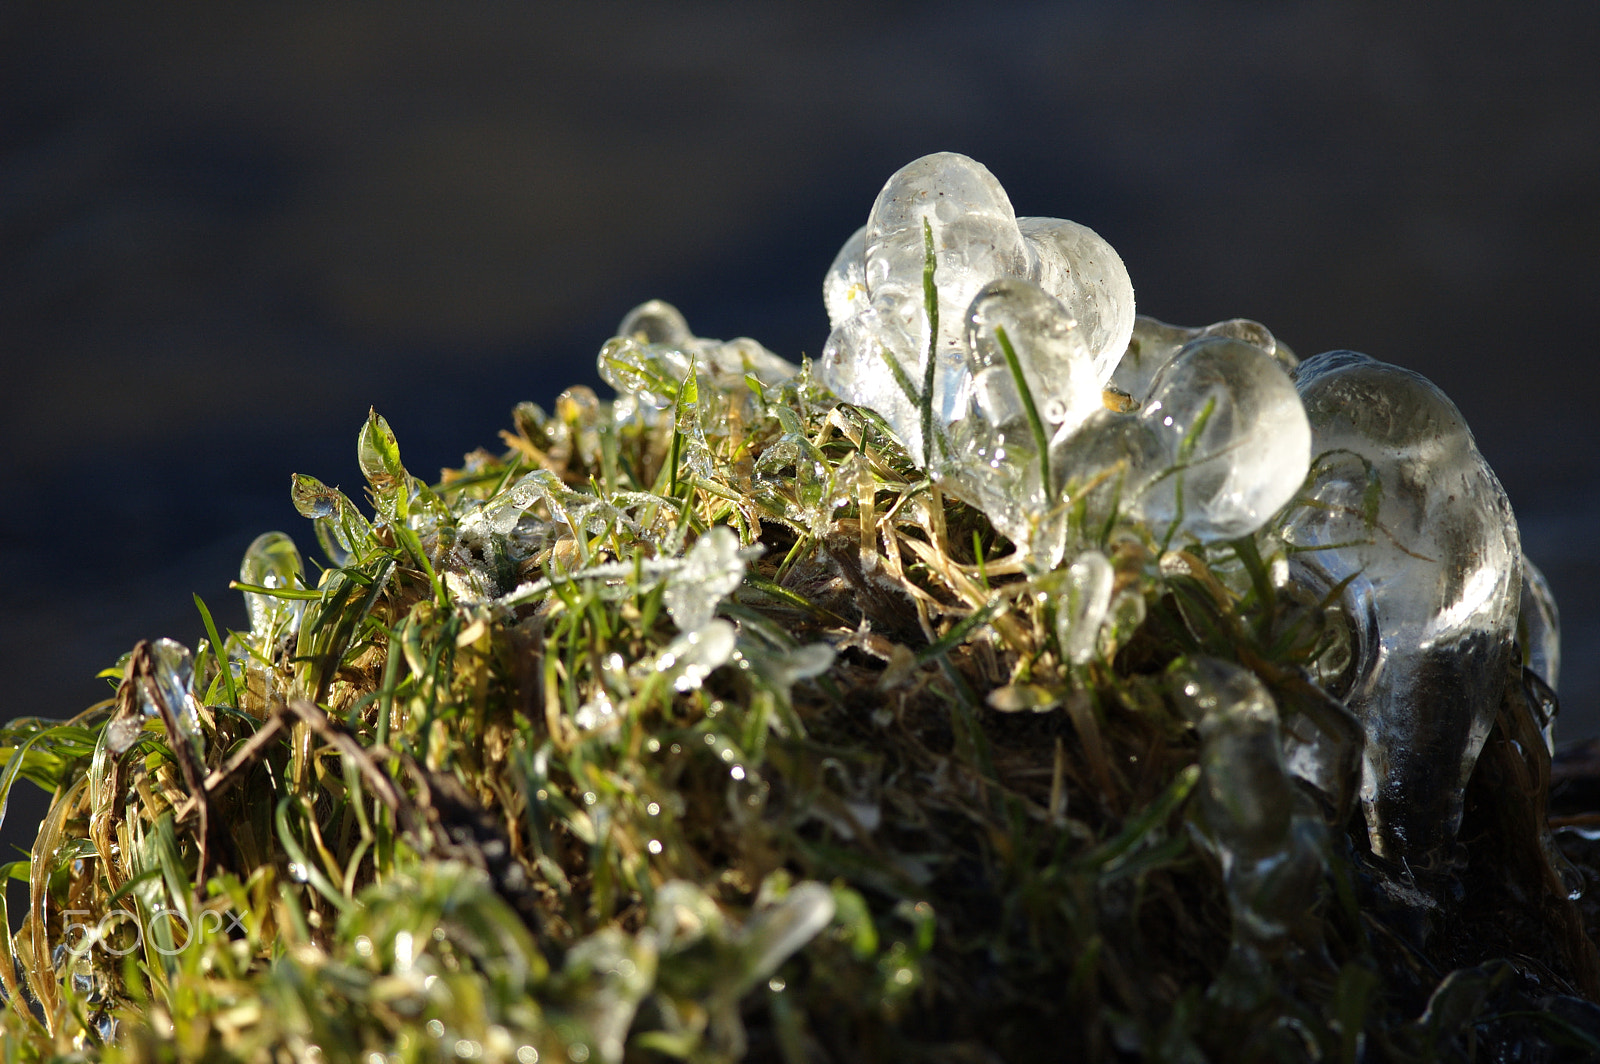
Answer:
[2, 153, 1597, 1063]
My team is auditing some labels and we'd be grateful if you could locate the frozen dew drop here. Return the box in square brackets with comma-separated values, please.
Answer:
[824, 224, 869, 329]
[653, 620, 737, 693]
[1284, 350, 1521, 871]
[1016, 216, 1135, 386]
[1056, 551, 1115, 665]
[1174, 658, 1327, 951]
[663, 527, 748, 634]
[739, 882, 836, 990]
[1134, 336, 1310, 544]
[239, 531, 306, 638]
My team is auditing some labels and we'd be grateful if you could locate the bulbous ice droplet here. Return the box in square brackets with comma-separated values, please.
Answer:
[1057, 550, 1114, 664]
[619, 298, 694, 348]
[1136, 337, 1310, 544]
[824, 225, 869, 330]
[943, 279, 1100, 553]
[819, 294, 930, 463]
[864, 152, 1030, 330]
[1174, 658, 1326, 950]
[1017, 216, 1135, 386]
[1112, 315, 1291, 406]
[143, 638, 206, 756]
[1519, 554, 1560, 694]
[1284, 350, 1521, 870]
[239, 531, 306, 638]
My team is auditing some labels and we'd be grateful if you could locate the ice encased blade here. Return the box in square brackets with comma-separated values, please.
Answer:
[1284, 350, 1521, 870]
[942, 278, 1100, 556]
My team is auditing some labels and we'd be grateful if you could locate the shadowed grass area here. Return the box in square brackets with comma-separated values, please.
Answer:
[3, 315, 1599, 1063]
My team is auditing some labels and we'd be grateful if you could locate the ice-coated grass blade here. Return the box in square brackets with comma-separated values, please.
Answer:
[993, 324, 1052, 491]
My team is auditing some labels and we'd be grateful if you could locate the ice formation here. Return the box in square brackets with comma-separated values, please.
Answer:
[1282, 351, 1523, 871]
[819, 151, 1135, 478]
[817, 152, 1554, 889]
[821, 152, 1308, 562]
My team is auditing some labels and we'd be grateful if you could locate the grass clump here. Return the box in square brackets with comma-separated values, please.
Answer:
[2, 314, 1598, 1063]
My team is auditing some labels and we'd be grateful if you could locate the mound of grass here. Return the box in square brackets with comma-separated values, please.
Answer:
[3, 317, 1599, 1063]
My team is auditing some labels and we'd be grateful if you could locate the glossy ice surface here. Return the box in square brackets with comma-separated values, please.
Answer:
[1283, 350, 1522, 870]
[819, 152, 1134, 471]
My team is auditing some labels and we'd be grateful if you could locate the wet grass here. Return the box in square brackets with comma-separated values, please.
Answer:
[2, 321, 1598, 1062]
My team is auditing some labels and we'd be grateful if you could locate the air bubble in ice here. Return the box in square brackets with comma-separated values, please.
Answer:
[1283, 350, 1522, 870]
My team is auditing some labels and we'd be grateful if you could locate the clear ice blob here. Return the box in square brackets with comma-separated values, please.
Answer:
[1135, 337, 1311, 544]
[1049, 337, 1308, 548]
[819, 292, 935, 463]
[138, 638, 206, 759]
[1016, 216, 1135, 386]
[943, 278, 1100, 554]
[619, 298, 695, 348]
[863, 152, 1029, 338]
[1056, 550, 1115, 665]
[1050, 407, 1168, 539]
[1112, 315, 1292, 406]
[1519, 554, 1561, 755]
[1284, 350, 1522, 870]
[1174, 658, 1326, 951]
[819, 152, 1136, 473]
[239, 531, 306, 639]
[824, 225, 869, 330]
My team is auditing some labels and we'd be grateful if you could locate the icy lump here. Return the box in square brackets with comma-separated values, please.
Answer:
[820, 152, 1309, 563]
[1282, 351, 1523, 871]
[820, 152, 1135, 472]
[816, 152, 1554, 890]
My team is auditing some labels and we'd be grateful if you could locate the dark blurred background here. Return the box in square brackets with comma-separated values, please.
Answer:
[5, 3, 1599, 890]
